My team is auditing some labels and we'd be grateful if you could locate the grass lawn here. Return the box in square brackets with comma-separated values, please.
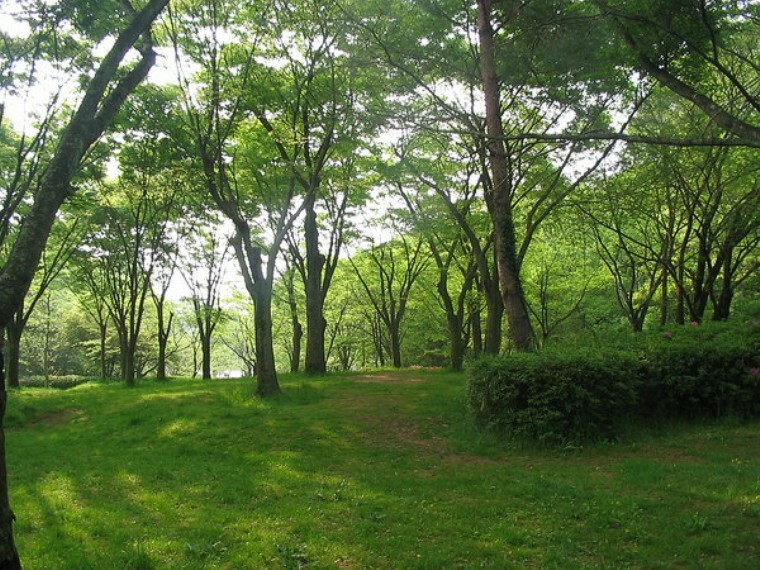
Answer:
[6, 370, 760, 569]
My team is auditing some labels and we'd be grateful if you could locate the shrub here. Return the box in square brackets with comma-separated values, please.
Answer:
[468, 349, 643, 446]
[19, 375, 92, 390]
[468, 321, 760, 445]
[642, 323, 760, 419]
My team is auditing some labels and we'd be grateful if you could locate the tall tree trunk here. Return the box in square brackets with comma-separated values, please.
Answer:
[303, 200, 327, 374]
[291, 321, 302, 373]
[477, 0, 535, 352]
[286, 271, 302, 373]
[483, 278, 503, 354]
[252, 281, 280, 396]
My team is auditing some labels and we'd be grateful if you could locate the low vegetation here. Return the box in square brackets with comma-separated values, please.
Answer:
[8, 370, 759, 568]
[469, 322, 760, 446]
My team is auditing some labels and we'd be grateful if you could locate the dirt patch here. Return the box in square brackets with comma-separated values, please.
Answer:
[31, 408, 84, 427]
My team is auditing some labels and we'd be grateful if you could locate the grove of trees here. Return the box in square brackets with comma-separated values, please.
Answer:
[0, 0, 758, 566]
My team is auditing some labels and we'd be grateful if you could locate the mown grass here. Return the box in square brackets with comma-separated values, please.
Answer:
[6, 370, 760, 569]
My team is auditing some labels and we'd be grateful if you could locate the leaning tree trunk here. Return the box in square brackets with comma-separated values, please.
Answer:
[0, 2, 168, 565]
[477, 0, 535, 352]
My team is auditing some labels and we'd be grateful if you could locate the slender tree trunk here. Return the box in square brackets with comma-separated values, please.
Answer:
[155, 302, 171, 381]
[389, 324, 402, 368]
[477, 0, 535, 352]
[291, 321, 302, 373]
[99, 322, 108, 379]
[660, 271, 668, 326]
[286, 273, 302, 373]
[304, 200, 327, 374]
[470, 305, 483, 356]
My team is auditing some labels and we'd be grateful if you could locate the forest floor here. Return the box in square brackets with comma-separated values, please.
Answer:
[6, 370, 760, 568]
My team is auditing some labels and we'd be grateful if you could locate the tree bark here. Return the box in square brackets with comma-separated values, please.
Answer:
[303, 198, 327, 374]
[252, 280, 280, 396]
[476, 0, 535, 352]
[4, 313, 21, 390]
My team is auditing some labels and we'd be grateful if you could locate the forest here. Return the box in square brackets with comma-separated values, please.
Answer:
[0, 0, 758, 567]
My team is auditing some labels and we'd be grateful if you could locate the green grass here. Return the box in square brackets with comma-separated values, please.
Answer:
[6, 370, 760, 568]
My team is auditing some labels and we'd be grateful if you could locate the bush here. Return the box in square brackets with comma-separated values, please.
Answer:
[19, 375, 92, 390]
[642, 322, 760, 419]
[468, 321, 760, 445]
[468, 349, 643, 446]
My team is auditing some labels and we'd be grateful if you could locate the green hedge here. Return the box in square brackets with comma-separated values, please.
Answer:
[468, 350, 642, 445]
[468, 323, 760, 445]
[19, 375, 92, 390]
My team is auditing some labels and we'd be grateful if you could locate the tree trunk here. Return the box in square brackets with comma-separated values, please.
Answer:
[659, 271, 668, 326]
[448, 317, 465, 372]
[4, 322, 21, 391]
[304, 200, 327, 374]
[291, 321, 302, 373]
[252, 281, 281, 397]
[99, 322, 109, 379]
[483, 278, 503, 354]
[155, 302, 171, 381]
[477, 0, 535, 352]
[0, 343, 20, 568]
[712, 253, 734, 321]
[470, 306, 483, 356]
[201, 332, 212, 380]
[389, 324, 402, 369]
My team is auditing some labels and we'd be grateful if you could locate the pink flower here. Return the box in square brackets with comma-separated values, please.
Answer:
[750, 368, 759, 376]
[690, 321, 699, 326]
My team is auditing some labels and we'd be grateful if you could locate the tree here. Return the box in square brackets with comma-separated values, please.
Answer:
[350, 234, 430, 368]
[179, 229, 229, 379]
[5, 218, 80, 387]
[592, 0, 760, 146]
[168, 0, 305, 396]
[0, 0, 169, 564]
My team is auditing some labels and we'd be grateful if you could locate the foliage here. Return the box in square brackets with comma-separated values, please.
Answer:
[642, 321, 760, 419]
[469, 321, 760, 445]
[468, 349, 643, 445]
